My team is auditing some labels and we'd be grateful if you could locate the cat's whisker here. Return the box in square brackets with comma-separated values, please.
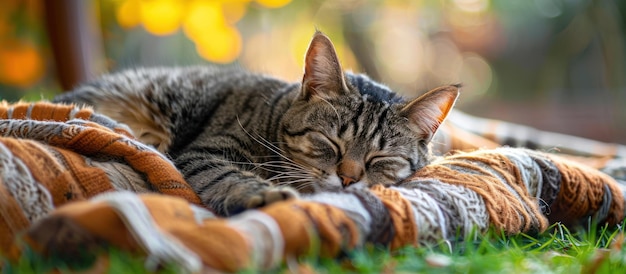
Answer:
[268, 175, 310, 182]
[256, 161, 306, 171]
[269, 172, 315, 182]
[236, 117, 300, 166]
[249, 137, 308, 171]
[266, 169, 314, 179]
[203, 157, 255, 166]
[263, 159, 322, 174]
[292, 182, 317, 191]
[274, 178, 312, 185]
[274, 179, 316, 190]
[264, 167, 307, 175]
[266, 170, 306, 176]
[219, 149, 307, 172]
[252, 164, 308, 176]
[254, 134, 285, 153]
[235, 118, 286, 155]
[194, 149, 307, 176]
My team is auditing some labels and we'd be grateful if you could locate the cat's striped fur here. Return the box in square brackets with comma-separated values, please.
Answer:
[54, 32, 459, 216]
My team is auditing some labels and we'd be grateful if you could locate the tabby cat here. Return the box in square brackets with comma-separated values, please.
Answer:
[53, 31, 460, 216]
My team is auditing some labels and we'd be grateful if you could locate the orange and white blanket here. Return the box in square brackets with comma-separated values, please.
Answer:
[1, 101, 625, 272]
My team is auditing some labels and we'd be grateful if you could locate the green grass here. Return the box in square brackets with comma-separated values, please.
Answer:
[3, 222, 626, 273]
[312, 222, 626, 274]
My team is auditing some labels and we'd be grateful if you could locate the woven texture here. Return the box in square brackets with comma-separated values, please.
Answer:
[1, 101, 625, 273]
[0, 101, 202, 255]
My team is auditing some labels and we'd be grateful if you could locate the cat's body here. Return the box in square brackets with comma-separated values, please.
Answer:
[54, 32, 459, 216]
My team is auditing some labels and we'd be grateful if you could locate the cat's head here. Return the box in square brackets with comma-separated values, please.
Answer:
[279, 31, 459, 193]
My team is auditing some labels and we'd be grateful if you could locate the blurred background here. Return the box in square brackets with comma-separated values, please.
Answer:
[0, 0, 624, 143]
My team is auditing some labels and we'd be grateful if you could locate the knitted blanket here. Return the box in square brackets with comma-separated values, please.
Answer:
[0, 102, 202, 253]
[1, 102, 625, 273]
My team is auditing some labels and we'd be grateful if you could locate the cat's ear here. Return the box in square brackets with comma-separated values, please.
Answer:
[301, 31, 349, 100]
[400, 85, 460, 142]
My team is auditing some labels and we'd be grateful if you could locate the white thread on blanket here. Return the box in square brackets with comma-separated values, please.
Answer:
[399, 179, 489, 241]
[602, 157, 626, 213]
[69, 107, 78, 120]
[434, 149, 556, 231]
[5, 107, 12, 119]
[189, 204, 216, 223]
[0, 119, 170, 167]
[0, 177, 23, 234]
[593, 185, 613, 222]
[306, 192, 373, 243]
[88, 113, 135, 135]
[227, 210, 285, 270]
[390, 186, 449, 245]
[454, 159, 526, 202]
[0, 120, 66, 143]
[444, 153, 545, 229]
[0, 120, 36, 138]
[65, 118, 173, 163]
[497, 148, 544, 198]
[0, 142, 54, 222]
[91, 191, 202, 273]
[25, 104, 34, 119]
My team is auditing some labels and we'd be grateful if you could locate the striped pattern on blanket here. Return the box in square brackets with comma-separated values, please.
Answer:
[0, 101, 202, 254]
[0, 101, 624, 272]
[13, 148, 625, 273]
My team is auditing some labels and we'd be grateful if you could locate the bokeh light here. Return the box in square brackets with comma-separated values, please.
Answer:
[195, 24, 242, 64]
[454, 0, 490, 13]
[0, 0, 45, 90]
[460, 53, 493, 99]
[115, 0, 141, 29]
[255, 0, 292, 9]
[183, 1, 227, 41]
[113, 0, 248, 63]
[221, 1, 249, 23]
[0, 40, 44, 88]
[139, 0, 184, 36]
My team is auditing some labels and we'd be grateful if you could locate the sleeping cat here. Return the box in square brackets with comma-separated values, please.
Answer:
[53, 31, 459, 216]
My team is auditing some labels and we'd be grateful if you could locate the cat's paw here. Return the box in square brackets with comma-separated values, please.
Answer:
[246, 186, 299, 209]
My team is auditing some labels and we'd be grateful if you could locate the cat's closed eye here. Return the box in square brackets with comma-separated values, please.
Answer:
[366, 155, 412, 182]
[285, 131, 340, 168]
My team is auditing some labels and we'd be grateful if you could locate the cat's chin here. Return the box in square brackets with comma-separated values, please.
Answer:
[345, 181, 367, 190]
[307, 180, 342, 193]
[312, 180, 368, 193]
[308, 185, 339, 193]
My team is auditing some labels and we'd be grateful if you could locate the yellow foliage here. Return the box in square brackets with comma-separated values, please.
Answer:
[139, 0, 184, 36]
[0, 40, 44, 88]
[183, 1, 226, 41]
[113, 0, 250, 63]
[113, 0, 293, 63]
[195, 24, 242, 63]
[222, 1, 249, 23]
[116, 0, 141, 29]
[255, 0, 292, 9]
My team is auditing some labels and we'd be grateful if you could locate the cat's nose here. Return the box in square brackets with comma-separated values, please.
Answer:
[337, 159, 363, 187]
[339, 174, 358, 187]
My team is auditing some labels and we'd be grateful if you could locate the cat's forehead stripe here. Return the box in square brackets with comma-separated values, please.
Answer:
[347, 73, 404, 104]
